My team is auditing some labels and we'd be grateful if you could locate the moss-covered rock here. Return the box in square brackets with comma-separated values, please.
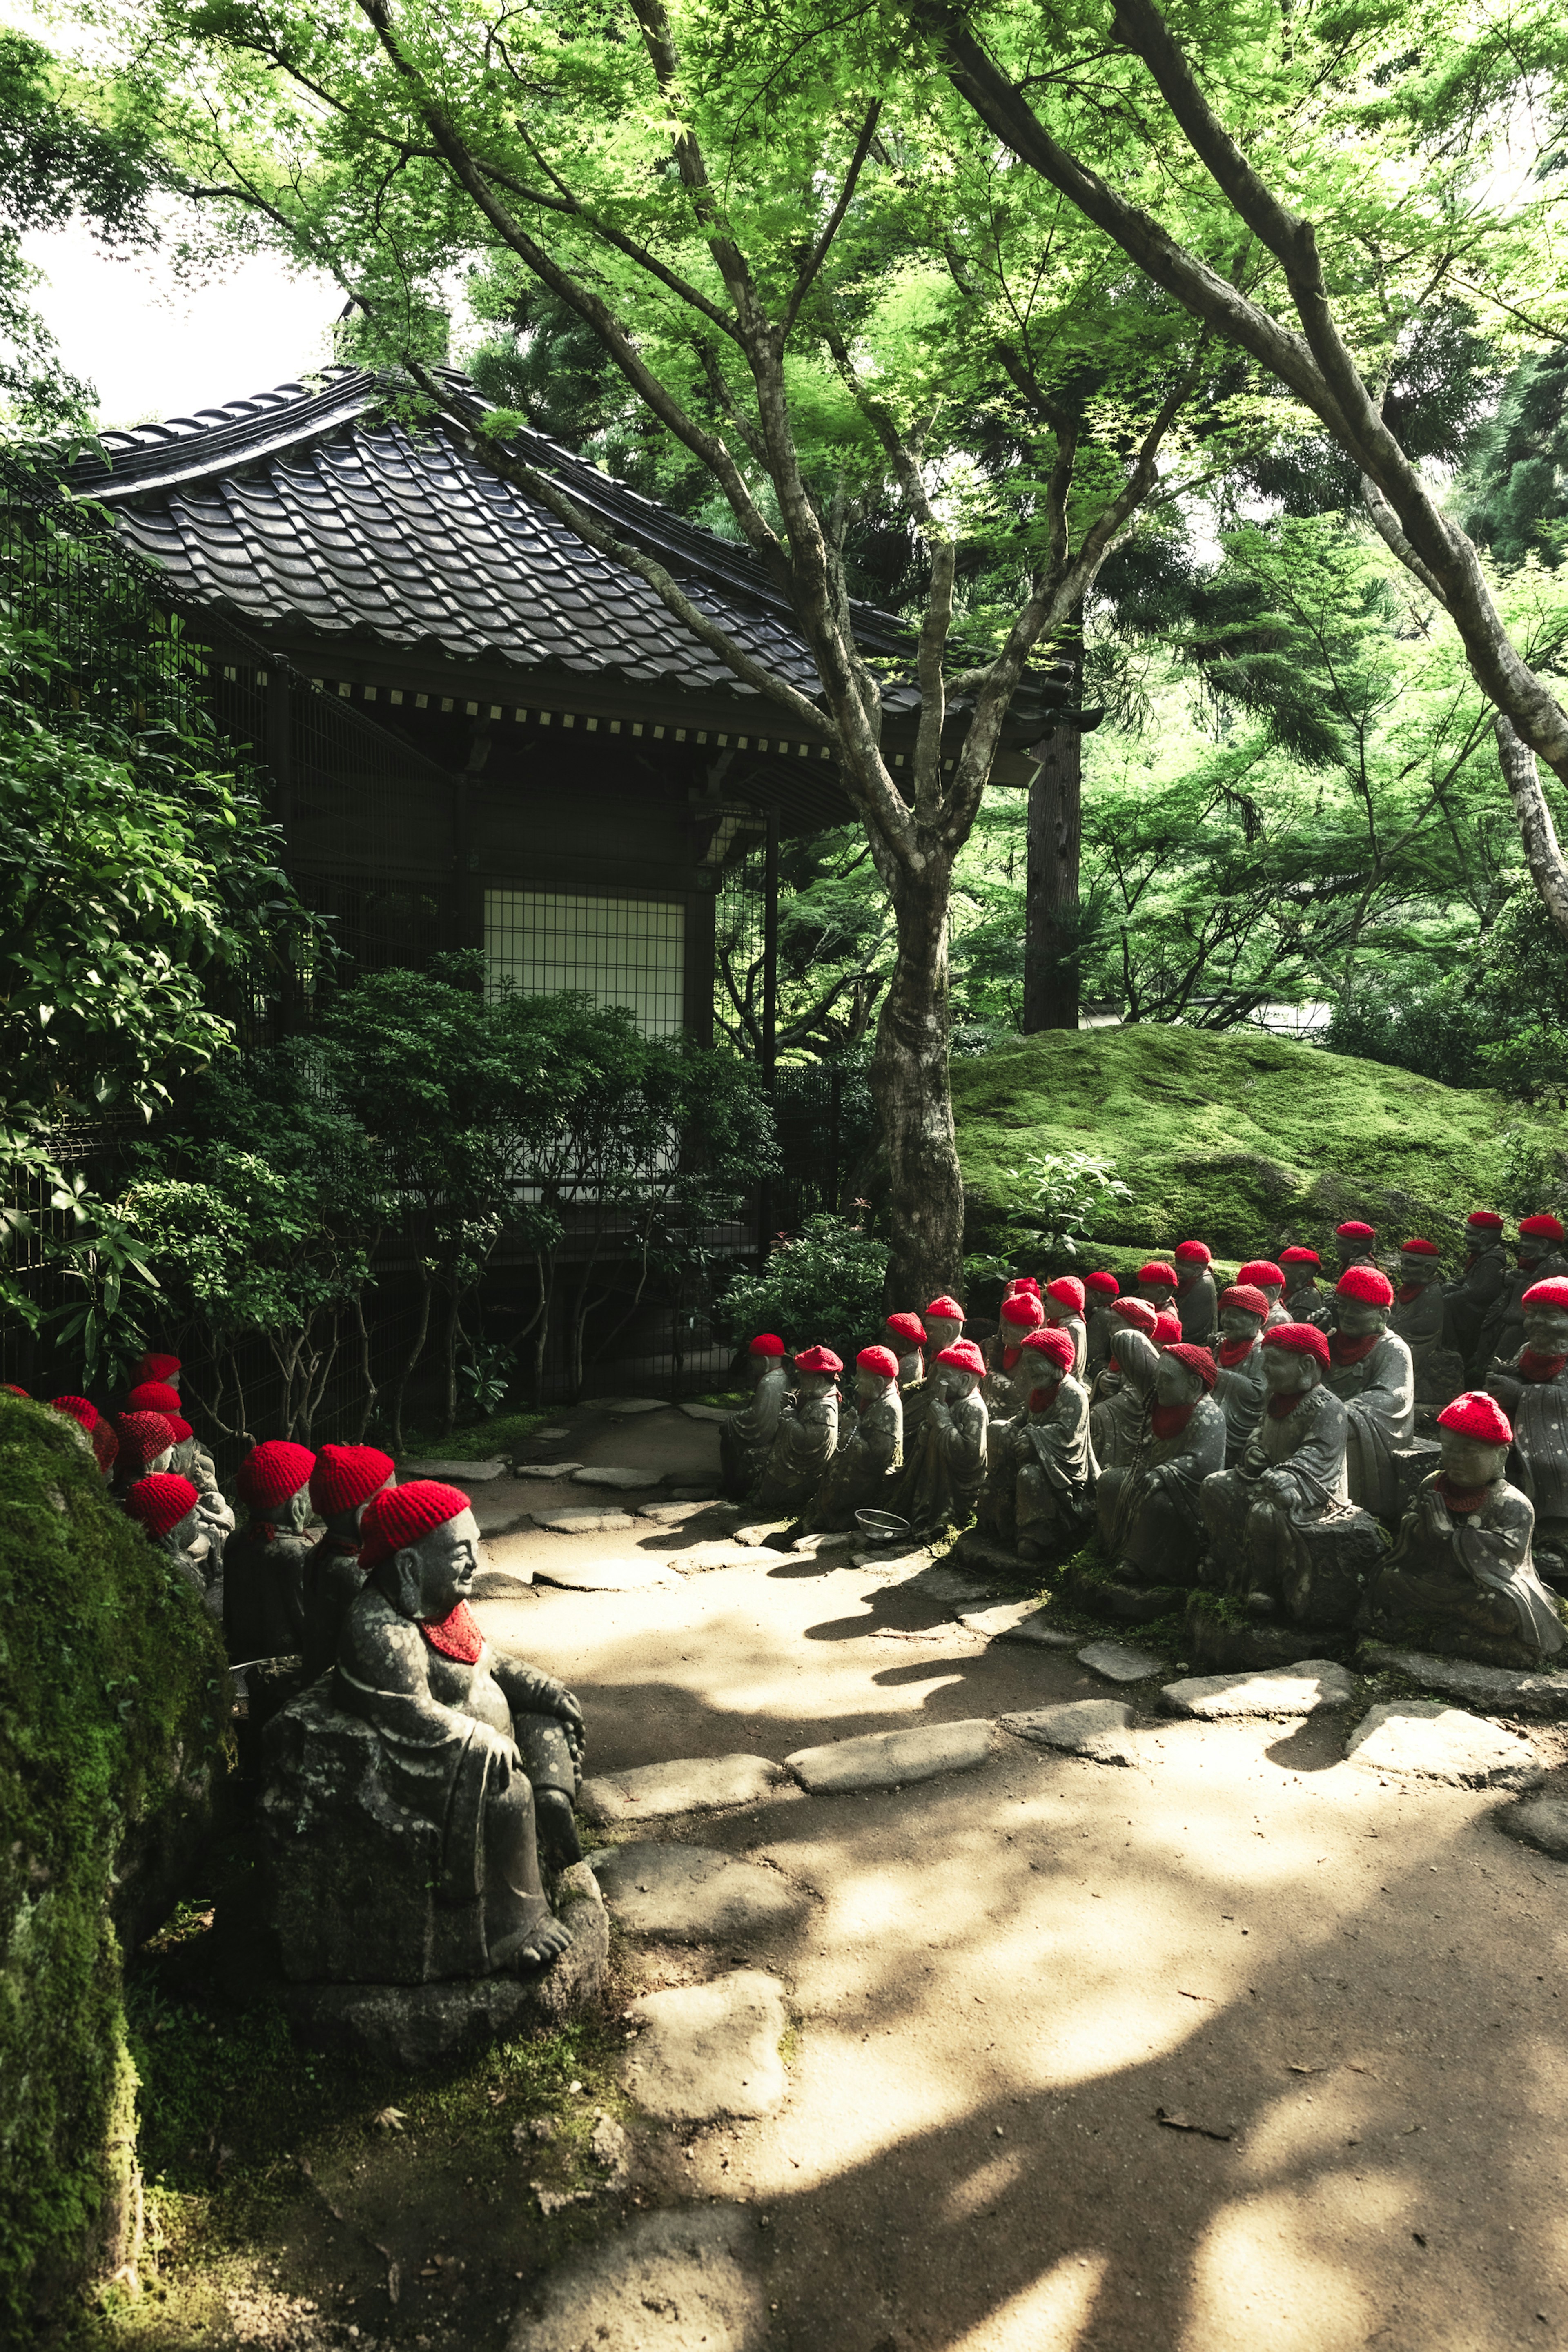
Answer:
[0, 1394, 228, 2332]
[952, 1026, 1567, 1262]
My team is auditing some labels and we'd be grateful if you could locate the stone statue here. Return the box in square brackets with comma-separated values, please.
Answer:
[1237, 1260, 1289, 1327]
[1443, 1209, 1509, 1372]
[1089, 1298, 1159, 1472]
[977, 1327, 1093, 1558]
[883, 1311, 929, 1401]
[808, 1345, 903, 1530]
[923, 1294, 966, 1357]
[899, 1339, 990, 1533]
[128, 1377, 234, 1567]
[262, 1481, 586, 1985]
[983, 1292, 1044, 1418]
[1487, 1276, 1568, 1580]
[1332, 1220, 1381, 1277]
[110, 1410, 177, 1495]
[903, 1298, 963, 1445]
[1173, 1242, 1217, 1343]
[1322, 1268, 1415, 1517]
[1475, 1214, 1568, 1378]
[50, 1394, 116, 1479]
[224, 1438, 317, 1663]
[1136, 1260, 1178, 1314]
[753, 1345, 841, 1519]
[1043, 1275, 1088, 1378]
[719, 1334, 790, 1501]
[1213, 1285, 1269, 1465]
[1280, 1247, 1325, 1321]
[302, 1443, 396, 1681]
[122, 1472, 205, 1595]
[1390, 1237, 1463, 1413]
[1095, 1334, 1224, 1589]
[1200, 1322, 1376, 1626]
[1083, 1271, 1122, 1378]
[1361, 1391, 1565, 1665]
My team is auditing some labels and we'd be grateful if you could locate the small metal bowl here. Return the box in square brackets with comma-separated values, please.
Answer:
[855, 1508, 912, 1546]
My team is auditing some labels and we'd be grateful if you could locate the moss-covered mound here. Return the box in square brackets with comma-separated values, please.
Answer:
[952, 1025, 1566, 1263]
[0, 1395, 228, 2331]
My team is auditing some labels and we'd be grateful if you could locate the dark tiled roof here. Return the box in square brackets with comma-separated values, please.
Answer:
[67, 368, 927, 717]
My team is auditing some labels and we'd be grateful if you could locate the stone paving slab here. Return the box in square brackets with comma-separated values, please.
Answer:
[636, 1501, 721, 1523]
[1078, 1639, 1163, 1684]
[532, 1557, 677, 1594]
[478, 1532, 535, 1583]
[679, 1401, 737, 1423]
[621, 1970, 789, 2122]
[588, 1396, 668, 1415]
[664, 1540, 768, 1573]
[1001, 1700, 1140, 1766]
[900, 1561, 994, 1605]
[1162, 1662, 1359, 1719]
[531, 1506, 637, 1535]
[594, 1842, 811, 1941]
[785, 1718, 995, 1793]
[1497, 1794, 1568, 1859]
[506, 2205, 767, 2352]
[732, 1522, 793, 1548]
[1345, 1700, 1546, 1789]
[513, 1461, 584, 1479]
[572, 1465, 657, 1490]
[959, 1599, 1076, 1647]
[402, 1457, 507, 1479]
[788, 1530, 855, 1555]
[1359, 1642, 1568, 1718]
[579, 1753, 788, 1826]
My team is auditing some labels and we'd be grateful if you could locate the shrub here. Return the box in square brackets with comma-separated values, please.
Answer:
[718, 1212, 889, 1361]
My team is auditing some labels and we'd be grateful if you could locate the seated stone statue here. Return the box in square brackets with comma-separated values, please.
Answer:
[110, 1409, 177, 1497]
[1332, 1220, 1381, 1278]
[126, 1374, 229, 1542]
[1043, 1275, 1088, 1378]
[983, 1291, 1044, 1418]
[1089, 1297, 1159, 1472]
[1213, 1284, 1269, 1465]
[882, 1310, 928, 1402]
[904, 1298, 963, 1444]
[1488, 1276, 1568, 1579]
[1200, 1321, 1376, 1625]
[753, 1345, 841, 1518]
[1443, 1209, 1509, 1373]
[719, 1333, 789, 1500]
[1173, 1242, 1217, 1343]
[898, 1339, 990, 1534]
[1136, 1260, 1178, 1315]
[1390, 1237, 1463, 1413]
[1361, 1391, 1565, 1665]
[1280, 1246, 1325, 1322]
[1476, 1215, 1568, 1378]
[1238, 1260, 1289, 1327]
[808, 1345, 903, 1530]
[1096, 1334, 1224, 1589]
[1083, 1271, 1122, 1378]
[976, 1327, 1093, 1558]
[1323, 1267, 1415, 1517]
[302, 1443, 396, 1680]
[262, 1481, 586, 1984]
[123, 1472, 205, 1596]
[224, 1438, 317, 1663]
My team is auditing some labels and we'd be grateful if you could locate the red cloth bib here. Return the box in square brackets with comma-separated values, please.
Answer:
[1330, 1331, 1380, 1368]
[1002, 1346, 1022, 1372]
[1395, 1281, 1427, 1305]
[1217, 1337, 1255, 1370]
[421, 1600, 484, 1663]
[1152, 1401, 1196, 1441]
[1027, 1387, 1059, 1414]
[1520, 1349, 1568, 1383]
[1267, 1391, 1307, 1419]
[1435, 1474, 1490, 1514]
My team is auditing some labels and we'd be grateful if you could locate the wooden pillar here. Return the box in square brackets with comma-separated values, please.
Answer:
[1023, 611, 1085, 1033]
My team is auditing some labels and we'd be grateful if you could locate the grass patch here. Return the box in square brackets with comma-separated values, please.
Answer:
[397, 1408, 555, 1462]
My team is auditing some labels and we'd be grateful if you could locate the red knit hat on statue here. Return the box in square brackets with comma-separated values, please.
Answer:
[91, 1423, 118, 1474]
[311, 1443, 396, 1519]
[936, 1340, 987, 1376]
[1401, 1238, 1440, 1258]
[1022, 1327, 1076, 1374]
[1085, 1270, 1120, 1298]
[124, 1473, 199, 1544]
[50, 1395, 98, 1433]
[1138, 1261, 1177, 1287]
[1046, 1275, 1085, 1314]
[1335, 1222, 1375, 1243]
[1111, 1297, 1158, 1334]
[1523, 1278, 1568, 1314]
[924, 1294, 964, 1323]
[136, 1352, 181, 1384]
[1153, 1309, 1183, 1345]
[359, 1479, 472, 1571]
[1520, 1215, 1566, 1242]
[1220, 1285, 1269, 1320]
[236, 1439, 316, 1512]
[1280, 1247, 1321, 1268]
[2, 1383, 28, 1398]
[1466, 1211, 1504, 1233]
[1000, 1293, 1045, 1331]
[857, 1345, 900, 1379]
[1262, 1322, 1330, 1366]
[884, 1312, 926, 1346]
[126, 1380, 182, 1417]
[1238, 1260, 1285, 1290]
[1174, 1241, 1212, 1267]
[1164, 1342, 1218, 1392]
[749, 1333, 786, 1357]
[1438, 1391, 1513, 1446]
[1002, 1277, 1042, 1299]
[112, 1411, 176, 1475]
[166, 1414, 194, 1444]
[1336, 1266, 1394, 1307]
[795, 1344, 843, 1376]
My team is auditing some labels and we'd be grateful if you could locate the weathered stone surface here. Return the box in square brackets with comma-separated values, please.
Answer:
[1497, 1794, 1568, 1859]
[506, 2203, 767, 2352]
[679, 1401, 739, 1423]
[532, 1556, 676, 1593]
[1078, 1639, 1163, 1684]
[594, 1843, 810, 1941]
[401, 1457, 507, 1479]
[579, 1753, 788, 1825]
[785, 1719, 994, 1793]
[572, 1466, 656, 1490]
[732, 1523, 791, 1548]
[1183, 1597, 1355, 1671]
[958, 1599, 1076, 1647]
[636, 1501, 718, 1523]
[1390, 1441, 1441, 1512]
[788, 1530, 854, 1555]
[901, 1560, 993, 1606]
[590, 1396, 668, 1415]
[663, 1540, 771, 1574]
[1161, 1662, 1359, 1719]
[950, 1532, 1025, 1579]
[513, 1462, 584, 1480]
[1002, 1700, 1139, 1765]
[1061, 1564, 1187, 1628]
[1345, 1700, 1546, 1789]
[532, 1507, 637, 1535]
[1359, 1642, 1568, 1718]
[479, 1532, 535, 1583]
[621, 1970, 788, 2121]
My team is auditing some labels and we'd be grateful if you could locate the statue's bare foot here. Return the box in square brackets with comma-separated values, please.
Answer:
[496, 1914, 574, 1973]
[536, 1786, 584, 1866]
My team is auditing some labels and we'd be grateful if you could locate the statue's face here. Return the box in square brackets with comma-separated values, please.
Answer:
[1027, 1371, 1063, 1412]
[171, 1505, 202, 1552]
[1523, 1304, 1568, 1354]
[150, 1445, 175, 1477]
[1154, 1354, 1203, 1407]
[926, 1316, 961, 1352]
[1335, 1239, 1365, 1269]
[1138, 1281, 1175, 1308]
[799, 1371, 837, 1402]
[749, 1351, 774, 1388]
[401, 1506, 481, 1621]
[1336, 1300, 1387, 1340]
[1439, 1429, 1507, 1487]
[855, 1370, 886, 1409]
[1262, 1346, 1316, 1395]
[1399, 1253, 1434, 1284]
[947, 1369, 981, 1401]
[1218, 1305, 1264, 1343]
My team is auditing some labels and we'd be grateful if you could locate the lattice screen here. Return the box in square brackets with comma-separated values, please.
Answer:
[484, 890, 686, 1035]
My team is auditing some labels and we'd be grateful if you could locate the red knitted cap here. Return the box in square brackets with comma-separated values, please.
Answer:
[1000, 1293, 1045, 1330]
[126, 1380, 182, 1417]
[1280, 1247, 1321, 1267]
[124, 1472, 199, 1542]
[1003, 1277, 1042, 1298]
[1220, 1285, 1269, 1319]
[2, 1383, 28, 1397]
[884, 1312, 926, 1345]
[1262, 1321, 1330, 1365]
[1163, 1342, 1218, 1392]
[857, 1345, 900, 1379]
[1173, 1240, 1212, 1265]
[795, 1344, 843, 1375]
[91, 1422, 119, 1472]
[1022, 1327, 1075, 1374]
[1085, 1270, 1120, 1297]
[1046, 1275, 1085, 1313]
[1438, 1391, 1512, 1446]
[166, 1415, 194, 1443]
[236, 1438, 316, 1511]
[1111, 1298, 1158, 1334]
[1238, 1260, 1285, 1289]
[1335, 1221, 1375, 1241]
[936, 1339, 987, 1376]
[136, 1352, 181, 1382]
[1153, 1309, 1183, 1345]
[1138, 1261, 1177, 1286]
[1400, 1238, 1439, 1258]
[749, 1333, 786, 1356]
[924, 1294, 964, 1322]
[1466, 1210, 1504, 1231]
[50, 1395, 99, 1432]
[112, 1411, 176, 1474]
[1336, 1266, 1394, 1306]
[1520, 1215, 1566, 1241]
[360, 1479, 472, 1570]
[311, 1443, 396, 1517]
[1523, 1278, 1568, 1313]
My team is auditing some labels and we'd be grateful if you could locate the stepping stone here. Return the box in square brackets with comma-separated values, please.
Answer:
[663, 1541, 764, 1573]
[532, 1557, 676, 1594]
[1078, 1639, 1162, 1684]
[732, 1522, 791, 1548]
[621, 1970, 788, 2121]
[1345, 1701, 1546, 1789]
[578, 1753, 788, 1825]
[589, 1396, 668, 1415]
[509, 2205, 766, 2352]
[960, 1599, 1076, 1647]
[635, 1501, 707, 1523]
[401, 1457, 506, 1480]
[1162, 1661, 1359, 1719]
[1497, 1794, 1568, 1860]
[594, 1843, 810, 1941]
[534, 1425, 572, 1441]
[1002, 1700, 1139, 1766]
[479, 1531, 534, 1583]
[679, 1401, 737, 1422]
[1359, 1643, 1568, 1718]
[531, 1507, 636, 1535]
[785, 1719, 994, 1793]
[572, 1466, 655, 1490]
[903, 1561, 993, 1605]
[513, 1461, 584, 1480]
[788, 1530, 854, 1555]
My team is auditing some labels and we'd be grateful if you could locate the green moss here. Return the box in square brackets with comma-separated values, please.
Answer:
[951, 1025, 1564, 1259]
[1186, 1588, 1252, 1629]
[396, 1407, 553, 1461]
[0, 1396, 229, 2331]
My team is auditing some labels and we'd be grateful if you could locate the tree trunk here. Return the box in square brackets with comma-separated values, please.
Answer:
[871, 853, 965, 1307]
[1023, 719, 1083, 1031]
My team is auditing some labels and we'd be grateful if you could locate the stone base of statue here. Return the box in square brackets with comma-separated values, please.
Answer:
[1389, 1441, 1441, 1517]
[1202, 1484, 1385, 1630]
[950, 1530, 1035, 1583]
[1356, 1573, 1559, 1673]
[1183, 1594, 1357, 1669]
[1060, 1554, 1187, 1627]
[1532, 1517, 1568, 1590]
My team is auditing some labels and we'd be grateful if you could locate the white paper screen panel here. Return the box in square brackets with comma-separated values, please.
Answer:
[484, 890, 686, 1037]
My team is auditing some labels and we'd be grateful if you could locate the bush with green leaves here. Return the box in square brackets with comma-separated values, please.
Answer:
[719, 1212, 890, 1362]
[993, 1149, 1133, 1263]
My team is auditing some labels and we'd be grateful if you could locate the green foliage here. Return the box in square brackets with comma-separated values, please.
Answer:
[0, 1394, 227, 2329]
[1461, 352, 1568, 570]
[993, 1149, 1132, 1262]
[719, 1211, 889, 1359]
